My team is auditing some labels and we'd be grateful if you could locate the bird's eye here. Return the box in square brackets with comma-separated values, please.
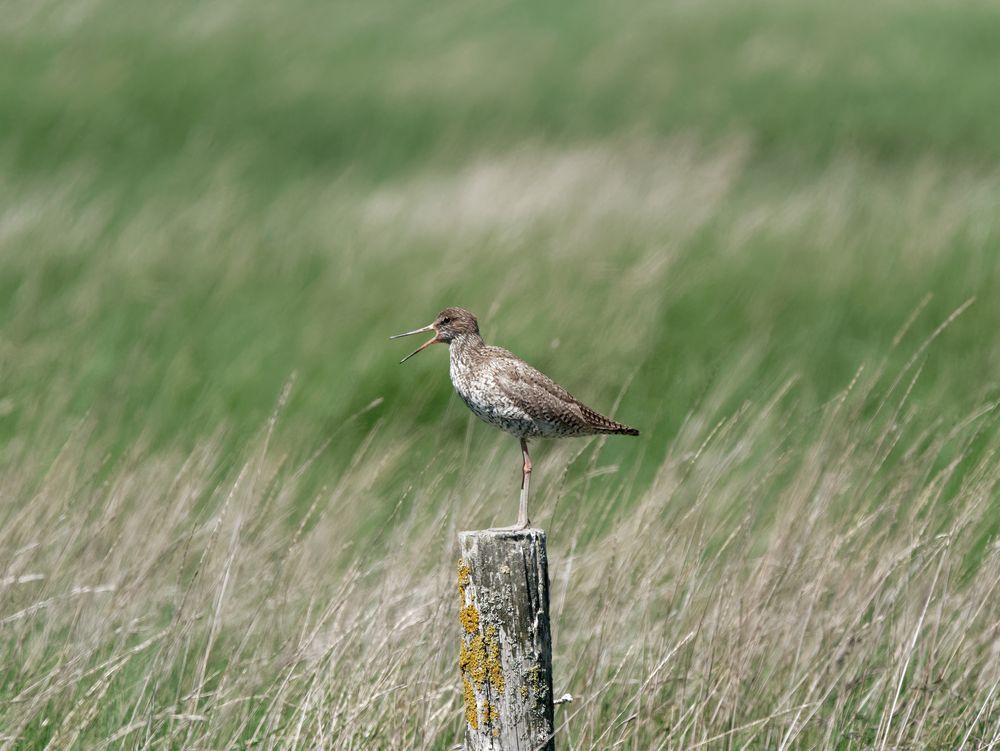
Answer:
[441, 317, 451, 324]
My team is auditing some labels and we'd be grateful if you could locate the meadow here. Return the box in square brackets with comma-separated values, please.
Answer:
[2, 0, 1000, 747]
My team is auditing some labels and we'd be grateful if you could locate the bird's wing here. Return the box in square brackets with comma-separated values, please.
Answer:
[486, 348, 592, 432]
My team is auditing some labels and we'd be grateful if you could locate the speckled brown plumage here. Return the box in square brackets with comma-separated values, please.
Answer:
[391, 306, 639, 528]
[448, 328, 639, 439]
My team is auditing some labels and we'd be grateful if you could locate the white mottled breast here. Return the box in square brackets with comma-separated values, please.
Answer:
[449, 343, 536, 437]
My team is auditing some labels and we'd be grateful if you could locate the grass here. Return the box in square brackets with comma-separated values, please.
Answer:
[2, 0, 1000, 747]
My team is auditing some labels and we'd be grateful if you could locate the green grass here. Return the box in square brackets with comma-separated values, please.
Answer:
[2, 0, 1000, 747]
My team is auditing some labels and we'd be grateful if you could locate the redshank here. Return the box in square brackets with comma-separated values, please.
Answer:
[391, 307, 639, 529]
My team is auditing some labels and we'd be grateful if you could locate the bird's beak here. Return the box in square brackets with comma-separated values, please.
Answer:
[389, 323, 440, 363]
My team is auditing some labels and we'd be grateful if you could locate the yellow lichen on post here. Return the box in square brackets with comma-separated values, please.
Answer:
[459, 634, 484, 685]
[457, 560, 480, 633]
[463, 676, 478, 730]
[484, 626, 504, 695]
[458, 530, 554, 750]
[460, 628, 505, 695]
[458, 559, 507, 740]
[481, 701, 499, 731]
[460, 603, 479, 633]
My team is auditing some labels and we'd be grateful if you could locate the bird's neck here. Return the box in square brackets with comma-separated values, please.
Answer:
[448, 333, 486, 361]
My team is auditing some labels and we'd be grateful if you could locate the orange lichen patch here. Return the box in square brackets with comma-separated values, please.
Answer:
[484, 626, 505, 694]
[460, 633, 486, 685]
[459, 639, 469, 674]
[481, 701, 499, 729]
[460, 603, 480, 633]
[458, 559, 504, 733]
[461, 627, 504, 690]
[457, 560, 479, 632]
[463, 676, 478, 730]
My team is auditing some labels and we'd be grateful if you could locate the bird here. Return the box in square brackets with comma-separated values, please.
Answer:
[391, 307, 639, 529]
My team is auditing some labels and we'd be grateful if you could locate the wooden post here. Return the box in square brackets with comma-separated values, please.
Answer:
[458, 529, 555, 750]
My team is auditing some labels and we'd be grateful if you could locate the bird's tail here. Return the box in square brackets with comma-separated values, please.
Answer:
[581, 406, 640, 436]
[602, 423, 640, 436]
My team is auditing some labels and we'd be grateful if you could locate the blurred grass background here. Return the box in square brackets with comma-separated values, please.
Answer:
[3, 0, 999, 470]
[2, 0, 1000, 747]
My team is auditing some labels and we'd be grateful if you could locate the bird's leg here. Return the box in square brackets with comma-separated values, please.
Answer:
[516, 437, 532, 529]
[493, 438, 533, 531]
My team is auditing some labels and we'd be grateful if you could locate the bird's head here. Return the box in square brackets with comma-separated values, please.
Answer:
[390, 307, 480, 363]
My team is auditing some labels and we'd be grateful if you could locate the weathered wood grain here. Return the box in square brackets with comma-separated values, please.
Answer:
[458, 529, 555, 751]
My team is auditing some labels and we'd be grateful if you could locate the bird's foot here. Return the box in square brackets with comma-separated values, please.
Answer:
[490, 519, 531, 532]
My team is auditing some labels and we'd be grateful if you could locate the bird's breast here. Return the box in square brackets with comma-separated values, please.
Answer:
[449, 351, 535, 436]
